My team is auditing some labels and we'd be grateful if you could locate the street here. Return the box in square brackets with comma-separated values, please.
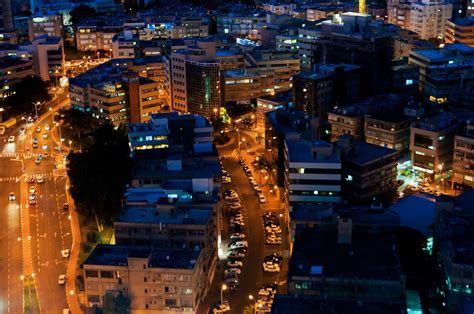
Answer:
[198, 125, 290, 314]
[0, 93, 73, 313]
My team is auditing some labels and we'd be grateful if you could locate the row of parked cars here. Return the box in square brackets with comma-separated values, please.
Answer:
[263, 212, 282, 245]
[254, 283, 278, 313]
[239, 159, 266, 204]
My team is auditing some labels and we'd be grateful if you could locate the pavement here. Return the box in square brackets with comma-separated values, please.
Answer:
[198, 126, 290, 314]
[0, 92, 79, 314]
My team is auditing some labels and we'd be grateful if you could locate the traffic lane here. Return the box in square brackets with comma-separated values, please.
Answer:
[222, 157, 265, 314]
[0, 161, 23, 314]
[34, 176, 69, 313]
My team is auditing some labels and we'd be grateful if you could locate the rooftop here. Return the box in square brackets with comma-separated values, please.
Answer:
[289, 228, 401, 280]
[117, 205, 212, 225]
[271, 295, 406, 314]
[286, 139, 341, 164]
[340, 138, 398, 165]
[448, 16, 474, 27]
[84, 244, 200, 269]
[0, 56, 32, 69]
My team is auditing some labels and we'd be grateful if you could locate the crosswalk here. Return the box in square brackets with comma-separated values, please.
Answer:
[0, 172, 55, 183]
[0, 152, 44, 159]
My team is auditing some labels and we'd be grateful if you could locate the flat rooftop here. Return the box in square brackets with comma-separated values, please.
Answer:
[0, 56, 32, 69]
[289, 228, 401, 280]
[287, 139, 341, 164]
[271, 295, 406, 314]
[116, 206, 212, 225]
[84, 244, 200, 269]
[346, 140, 397, 165]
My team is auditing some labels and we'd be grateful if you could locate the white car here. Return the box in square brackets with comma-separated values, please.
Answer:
[227, 260, 243, 268]
[58, 274, 66, 285]
[259, 195, 266, 204]
[36, 178, 44, 184]
[44, 125, 50, 131]
[262, 263, 280, 273]
[28, 194, 36, 201]
[36, 127, 41, 133]
[9, 192, 15, 201]
[29, 186, 36, 194]
[266, 238, 282, 245]
[229, 241, 248, 250]
[35, 158, 41, 165]
[42, 133, 48, 139]
[8, 136, 15, 143]
[61, 249, 71, 258]
[224, 268, 241, 275]
[230, 233, 245, 241]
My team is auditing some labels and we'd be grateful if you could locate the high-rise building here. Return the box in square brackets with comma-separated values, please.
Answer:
[445, 17, 474, 47]
[28, 14, 63, 41]
[32, 36, 64, 82]
[452, 121, 474, 190]
[388, 0, 452, 40]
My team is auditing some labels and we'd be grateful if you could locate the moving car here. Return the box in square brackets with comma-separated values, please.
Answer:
[58, 274, 66, 285]
[61, 249, 70, 258]
[63, 203, 69, 211]
[35, 158, 41, 165]
[42, 133, 48, 139]
[8, 136, 15, 143]
[9, 192, 15, 201]
[259, 195, 266, 204]
[36, 127, 41, 133]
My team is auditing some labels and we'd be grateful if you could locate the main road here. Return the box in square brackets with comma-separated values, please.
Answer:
[0, 91, 73, 313]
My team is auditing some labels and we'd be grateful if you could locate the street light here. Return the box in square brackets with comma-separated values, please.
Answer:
[249, 295, 257, 313]
[0, 107, 4, 123]
[220, 284, 227, 305]
[33, 101, 41, 119]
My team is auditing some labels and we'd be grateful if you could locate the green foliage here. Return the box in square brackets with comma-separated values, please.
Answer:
[81, 242, 92, 254]
[58, 107, 99, 147]
[70, 5, 96, 26]
[86, 231, 101, 243]
[67, 123, 132, 223]
[102, 291, 131, 314]
[7, 76, 51, 116]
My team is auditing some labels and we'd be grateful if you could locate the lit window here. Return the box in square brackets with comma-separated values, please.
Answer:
[298, 168, 305, 174]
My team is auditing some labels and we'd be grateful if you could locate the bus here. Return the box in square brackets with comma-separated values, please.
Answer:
[0, 118, 17, 134]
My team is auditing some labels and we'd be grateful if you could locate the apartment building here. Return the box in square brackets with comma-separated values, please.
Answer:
[32, 36, 64, 82]
[284, 139, 342, 214]
[452, 122, 474, 190]
[143, 16, 209, 39]
[83, 244, 206, 312]
[336, 135, 399, 202]
[445, 17, 474, 47]
[69, 57, 168, 124]
[28, 14, 63, 41]
[388, 0, 452, 40]
[76, 20, 123, 51]
[0, 57, 34, 98]
[328, 108, 366, 142]
[410, 112, 460, 175]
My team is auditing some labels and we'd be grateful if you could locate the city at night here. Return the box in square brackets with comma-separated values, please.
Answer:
[0, 0, 473, 313]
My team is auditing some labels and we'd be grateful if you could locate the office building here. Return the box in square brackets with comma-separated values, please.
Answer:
[224, 69, 260, 104]
[336, 135, 399, 202]
[288, 223, 405, 304]
[445, 17, 474, 47]
[452, 122, 474, 190]
[32, 36, 64, 82]
[111, 30, 141, 59]
[142, 16, 209, 39]
[186, 61, 222, 118]
[76, 19, 123, 51]
[388, 0, 452, 40]
[256, 90, 292, 131]
[83, 244, 206, 312]
[0, 57, 34, 98]
[69, 57, 169, 124]
[28, 14, 63, 41]
[410, 112, 460, 175]
[127, 112, 213, 154]
[284, 139, 342, 214]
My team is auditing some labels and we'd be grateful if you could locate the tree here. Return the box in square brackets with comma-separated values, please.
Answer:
[58, 108, 100, 148]
[7, 76, 51, 116]
[67, 123, 132, 223]
[70, 4, 96, 26]
[102, 291, 131, 314]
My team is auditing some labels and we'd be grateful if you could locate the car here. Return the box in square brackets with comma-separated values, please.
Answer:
[222, 169, 229, 176]
[27, 177, 35, 184]
[29, 186, 36, 194]
[254, 186, 262, 193]
[32, 143, 38, 148]
[35, 158, 41, 165]
[63, 203, 69, 211]
[225, 195, 239, 202]
[259, 195, 266, 204]
[262, 262, 280, 273]
[19, 128, 25, 135]
[229, 241, 248, 250]
[27, 117, 34, 123]
[238, 159, 245, 165]
[29, 199, 36, 205]
[230, 217, 244, 224]
[8, 136, 15, 143]
[224, 189, 237, 196]
[226, 199, 241, 206]
[230, 224, 244, 232]
[36, 127, 41, 133]
[230, 220, 244, 227]
[222, 177, 232, 184]
[42, 144, 48, 150]
[228, 203, 242, 209]
[232, 214, 244, 219]
[29, 194, 36, 201]
[44, 125, 50, 131]
[42, 133, 48, 139]
[36, 178, 44, 184]
[227, 260, 243, 268]
[9, 192, 15, 201]
[230, 233, 245, 241]
[227, 251, 245, 259]
[61, 249, 71, 258]
[55, 146, 63, 152]
[224, 268, 241, 275]
[58, 274, 66, 285]
[266, 226, 282, 234]
[213, 301, 230, 313]
[265, 238, 282, 245]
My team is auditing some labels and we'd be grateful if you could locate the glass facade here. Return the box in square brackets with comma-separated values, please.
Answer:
[186, 61, 222, 117]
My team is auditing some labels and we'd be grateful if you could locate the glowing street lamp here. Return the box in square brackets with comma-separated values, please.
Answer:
[220, 284, 227, 305]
